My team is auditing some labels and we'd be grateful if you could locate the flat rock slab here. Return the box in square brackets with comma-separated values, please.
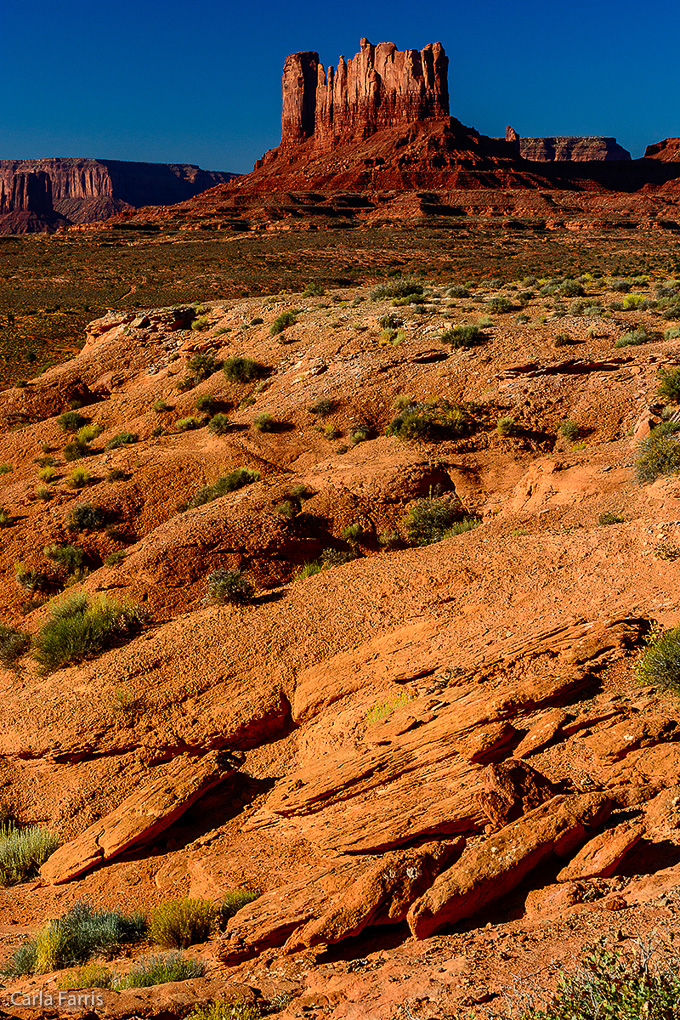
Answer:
[556, 821, 645, 881]
[41, 750, 239, 884]
[407, 791, 612, 938]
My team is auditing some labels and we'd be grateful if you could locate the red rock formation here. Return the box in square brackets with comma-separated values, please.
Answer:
[519, 136, 631, 161]
[279, 38, 449, 150]
[0, 170, 52, 214]
[644, 138, 680, 161]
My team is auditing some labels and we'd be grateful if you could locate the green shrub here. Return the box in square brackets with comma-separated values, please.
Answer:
[38, 465, 57, 483]
[349, 423, 371, 445]
[623, 293, 645, 309]
[269, 310, 298, 335]
[217, 890, 260, 929]
[302, 282, 324, 297]
[58, 411, 88, 433]
[366, 691, 412, 725]
[148, 898, 215, 948]
[0, 622, 30, 666]
[44, 543, 86, 576]
[189, 467, 259, 509]
[341, 523, 365, 544]
[636, 422, 680, 483]
[37, 485, 53, 501]
[107, 467, 126, 481]
[443, 516, 483, 537]
[206, 569, 254, 604]
[558, 419, 580, 440]
[34, 594, 144, 672]
[598, 512, 624, 525]
[153, 399, 171, 412]
[105, 431, 138, 450]
[223, 357, 266, 383]
[0, 463, 11, 474]
[66, 466, 91, 489]
[560, 279, 584, 297]
[0, 506, 14, 528]
[105, 550, 126, 566]
[117, 952, 204, 988]
[273, 500, 296, 518]
[387, 401, 473, 441]
[664, 326, 680, 341]
[440, 323, 485, 348]
[15, 564, 51, 592]
[402, 498, 463, 546]
[67, 503, 105, 531]
[615, 328, 650, 348]
[636, 626, 680, 690]
[308, 398, 335, 417]
[76, 424, 102, 443]
[187, 998, 261, 1020]
[447, 284, 469, 298]
[63, 438, 90, 461]
[496, 416, 517, 437]
[249, 317, 264, 325]
[296, 548, 356, 579]
[195, 394, 219, 415]
[370, 278, 423, 300]
[208, 412, 231, 434]
[377, 530, 401, 549]
[253, 412, 276, 432]
[487, 296, 513, 313]
[57, 963, 113, 990]
[3, 901, 146, 976]
[191, 316, 209, 331]
[296, 560, 324, 580]
[611, 278, 631, 292]
[658, 367, 680, 403]
[174, 416, 202, 432]
[0, 824, 60, 885]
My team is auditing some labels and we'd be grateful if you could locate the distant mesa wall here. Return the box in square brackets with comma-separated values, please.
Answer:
[0, 158, 238, 234]
[518, 136, 631, 162]
[644, 138, 680, 161]
[280, 38, 449, 150]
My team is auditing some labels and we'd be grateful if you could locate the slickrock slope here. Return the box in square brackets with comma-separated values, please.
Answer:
[3, 271, 680, 1016]
[0, 158, 237, 234]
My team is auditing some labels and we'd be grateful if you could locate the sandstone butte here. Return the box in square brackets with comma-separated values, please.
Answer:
[3, 32, 680, 1020]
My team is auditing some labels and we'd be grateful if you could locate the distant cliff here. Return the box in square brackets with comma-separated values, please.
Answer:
[0, 158, 238, 234]
[518, 136, 631, 162]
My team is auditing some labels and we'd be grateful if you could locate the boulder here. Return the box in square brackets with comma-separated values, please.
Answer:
[475, 759, 557, 830]
[40, 750, 240, 884]
[407, 792, 612, 938]
[556, 821, 645, 881]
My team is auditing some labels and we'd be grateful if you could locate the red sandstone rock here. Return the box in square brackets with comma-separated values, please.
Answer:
[407, 792, 612, 938]
[556, 821, 645, 881]
[644, 138, 680, 160]
[514, 708, 568, 758]
[520, 137, 631, 161]
[475, 759, 557, 830]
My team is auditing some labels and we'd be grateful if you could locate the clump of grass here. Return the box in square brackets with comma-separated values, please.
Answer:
[440, 323, 485, 348]
[366, 691, 413, 725]
[105, 431, 138, 451]
[487, 295, 513, 313]
[191, 316, 209, 332]
[15, 564, 51, 592]
[153, 399, 171, 412]
[658, 367, 680, 403]
[401, 497, 464, 546]
[217, 890, 260, 930]
[187, 999, 261, 1020]
[223, 356, 267, 383]
[107, 467, 126, 481]
[174, 416, 202, 432]
[558, 419, 580, 441]
[63, 437, 91, 461]
[496, 416, 517, 437]
[386, 401, 474, 441]
[148, 898, 215, 949]
[57, 962, 113, 990]
[0, 464, 12, 474]
[206, 569, 254, 604]
[559, 279, 584, 297]
[0, 622, 30, 667]
[302, 282, 324, 297]
[308, 398, 335, 417]
[253, 412, 276, 432]
[623, 293, 646, 309]
[615, 328, 650, 348]
[349, 423, 371, 445]
[117, 952, 204, 988]
[208, 412, 231, 434]
[636, 422, 680, 484]
[370, 278, 423, 301]
[0, 506, 14, 528]
[598, 512, 624, 525]
[36, 486, 53, 502]
[443, 516, 483, 537]
[295, 548, 357, 580]
[3, 901, 146, 976]
[195, 394, 219, 415]
[44, 543, 86, 577]
[34, 594, 144, 673]
[76, 424, 102, 444]
[341, 522, 365, 545]
[66, 466, 91, 489]
[270, 310, 299, 335]
[105, 550, 126, 566]
[38, 465, 57, 483]
[58, 411, 88, 433]
[189, 467, 259, 509]
[66, 503, 105, 532]
[0, 824, 60, 885]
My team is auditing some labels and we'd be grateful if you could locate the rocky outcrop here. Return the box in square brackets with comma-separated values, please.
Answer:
[644, 138, 680, 161]
[280, 39, 449, 150]
[519, 136, 631, 161]
[0, 158, 237, 234]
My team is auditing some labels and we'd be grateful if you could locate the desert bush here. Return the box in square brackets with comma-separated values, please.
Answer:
[105, 550, 126, 566]
[378, 312, 403, 329]
[38, 465, 57, 482]
[447, 284, 469, 298]
[615, 328, 650, 348]
[189, 467, 259, 509]
[76, 424, 102, 443]
[273, 500, 296, 518]
[206, 569, 254, 604]
[187, 999, 261, 1020]
[195, 394, 219, 415]
[0, 506, 14, 527]
[15, 565, 51, 592]
[217, 890, 260, 930]
[341, 522, 365, 544]
[302, 282, 325, 297]
[636, 626, 680, 690]
[63, 438, 90, 461]
[191, 316, 209, 332]
[57, 963, 113, 990]
[308, 398, 335, 417]
[386, 401, 474, 441]
[349, 423, 371, 445]
[664, 326, 680, 341]
[0, 622, 30, 667]
[0, 824, 60, 885]
[44, 543, 86, 577]
[223, 357, 267, 383]
[560, 279, 584, 297]
[253, 412, 276, 432]
[269, 310, 299, 335]
[487, 295, 513, 313]
[67, 503, 105, 531]
[148, 897, 215, 949]
[402, 498, 463, 546]
[66, 466, 91, 489]
[296, 548, 356, 580]
[34, 594, 144, 673]
[174, 416, 202, 432]
[370, 278, 423, 301]
[598, 512, 624, 526]
[658, 367, 680, 403]
[636, 422, 680, 484]
[440, 323, 485, 348]
[107, 467, 126, 481]
[105, 431, 137, 451]
[117, 952, 204, 988]
[558, 419, 580, 440]
[496, 416, 517, 436]
[36, 486, 53, 501]
[58, 411, 88, 433]
[611, 278, 631, 292]
[153, 399, 171, 412]
[208, 412, 231, 434]
[0, 463, 11, 474]
[442, 516, 483, 537]
[623, 293, 646, 310]
[3, 901, 146, 976]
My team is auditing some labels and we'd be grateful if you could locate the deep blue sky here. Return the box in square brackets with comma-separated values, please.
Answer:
[2, 0, 678, 172]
